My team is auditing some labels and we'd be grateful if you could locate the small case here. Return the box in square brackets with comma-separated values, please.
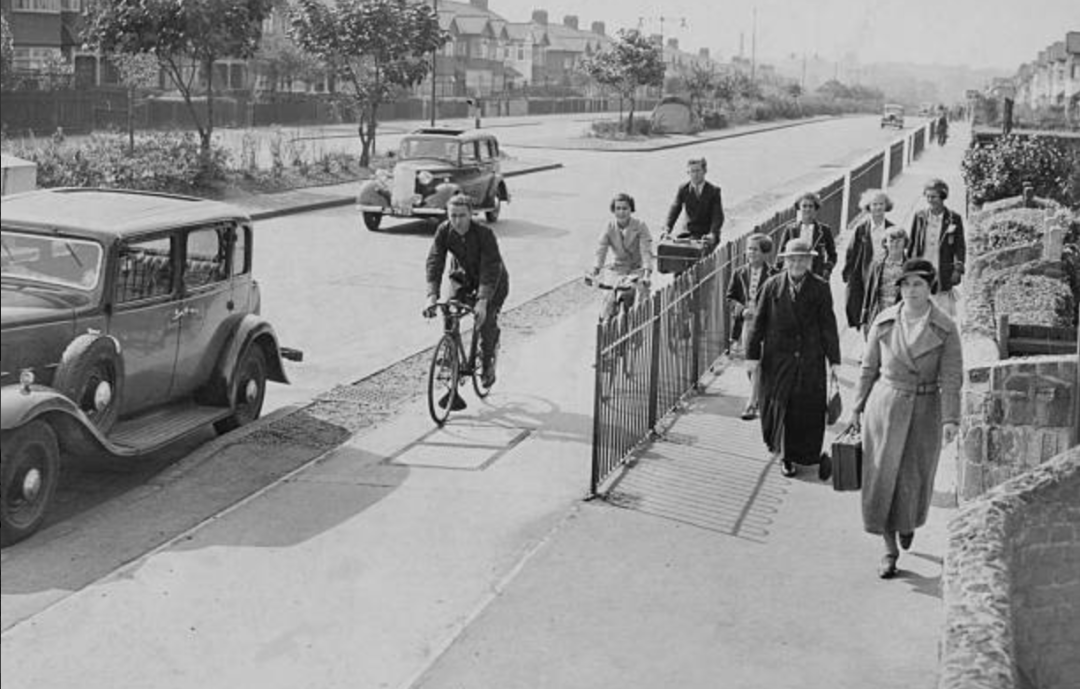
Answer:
[657, 237, 707, 274]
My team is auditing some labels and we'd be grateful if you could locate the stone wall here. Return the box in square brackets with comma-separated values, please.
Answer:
[938, 447, 1080, 689]
[959, 356, 1078, 503]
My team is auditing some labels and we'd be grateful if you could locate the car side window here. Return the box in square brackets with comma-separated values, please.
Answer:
[478, 140, 492, 162]
[466, 141, 481, 164]
[487, 139, 499, 159]
[116, 236, 174, 303]
[233, 225, 250, 275]
[183, 224, 230, 290]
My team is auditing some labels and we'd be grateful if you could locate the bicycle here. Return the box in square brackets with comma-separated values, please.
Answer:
[423, 300, 495, 425]
[585, 267, 648, 396]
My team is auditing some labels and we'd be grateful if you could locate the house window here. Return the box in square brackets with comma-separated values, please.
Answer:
[12, 47, 62, 71]
[12, 0, 61, 11]
[517, 46, 524, 60]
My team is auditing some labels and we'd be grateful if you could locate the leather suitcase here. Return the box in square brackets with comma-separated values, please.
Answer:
[831, 423, 862, 492]
[657, 237, 706, 274]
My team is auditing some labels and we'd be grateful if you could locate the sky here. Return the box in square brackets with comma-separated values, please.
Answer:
[480, 0, 1078, 71]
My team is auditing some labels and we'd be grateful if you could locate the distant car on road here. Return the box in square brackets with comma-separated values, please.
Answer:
[880, 104, 905, 129]
[0, 188, 300, 546]
[357, 127, 509, 231]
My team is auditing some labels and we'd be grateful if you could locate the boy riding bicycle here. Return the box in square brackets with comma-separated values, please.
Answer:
[425, 194, 509, 407]
[589, 192, 654, 321]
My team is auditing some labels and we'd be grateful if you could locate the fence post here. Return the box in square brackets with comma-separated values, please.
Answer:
[839, 169, 852, 231]
[690, 262, 702, 388]
[590, 320, 605, 496]
[647, 291, 662, 430]
[881, 144, 891, 188]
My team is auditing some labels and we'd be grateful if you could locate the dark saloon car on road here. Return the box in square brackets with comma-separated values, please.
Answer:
[0, 188, 300, 546]
[357, 127, 509, 231]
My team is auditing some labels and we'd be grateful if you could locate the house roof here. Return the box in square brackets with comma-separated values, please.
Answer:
[505, 22, 550, 47]
[543, 23, 602, 54]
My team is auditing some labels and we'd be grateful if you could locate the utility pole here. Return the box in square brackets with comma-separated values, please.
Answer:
[750, 6, 757, 82]
[430, 0, 438, 125]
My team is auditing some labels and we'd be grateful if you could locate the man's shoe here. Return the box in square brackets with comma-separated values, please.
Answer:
[780, 459, 796, 477]
[438, 391, 467, 411]
[481, 367, 497, 388]
[878, 554, 899, 579]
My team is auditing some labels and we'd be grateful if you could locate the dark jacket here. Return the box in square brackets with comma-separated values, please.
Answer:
[726, 262, 778, 341]
[859, 257, 902, 329]
[907, 207, 965, 292]
[665, 180, 725, 244]
[777, 220, 837, 279]
[841, 217, 894, 327]
[746, 271, 841, 462]
[426, 220, 508, 302]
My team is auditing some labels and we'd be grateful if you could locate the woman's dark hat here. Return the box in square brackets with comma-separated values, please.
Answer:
[895, 258, 937, 290]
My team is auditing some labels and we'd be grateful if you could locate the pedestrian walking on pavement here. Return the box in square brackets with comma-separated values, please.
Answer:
[907, 179, 965, 319]
[859, 226, 910, 336]
[842, 189, 896, 329]
[662, 157, 726, 251]
[726, 233, 777, 420]
[746, 237, 841, 479]
[777, 192, 838, 280]
[425, 194, 510, 408]
[850, 259, 963, 579]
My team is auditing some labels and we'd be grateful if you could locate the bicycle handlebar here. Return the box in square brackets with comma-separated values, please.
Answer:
[585, 268, 649, 290]
[423, 299, 476, 319]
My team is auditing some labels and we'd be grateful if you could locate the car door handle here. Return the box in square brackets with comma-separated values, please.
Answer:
[171, 306, 196, 322]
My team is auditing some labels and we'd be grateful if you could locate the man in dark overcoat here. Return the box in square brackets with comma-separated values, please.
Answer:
[746, 237, 842, 478]
[663, 157, 725, 250]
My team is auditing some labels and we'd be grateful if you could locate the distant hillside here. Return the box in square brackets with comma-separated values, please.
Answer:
[770, 55, 1007, 108]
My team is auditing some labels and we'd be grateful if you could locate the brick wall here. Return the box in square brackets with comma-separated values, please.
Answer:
[939, 448, 1080, 689]
[959, 356, 1077, 502]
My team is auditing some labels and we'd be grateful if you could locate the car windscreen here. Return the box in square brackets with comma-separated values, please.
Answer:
[399, 138, 459, 163]
[0, 229, 104, 291]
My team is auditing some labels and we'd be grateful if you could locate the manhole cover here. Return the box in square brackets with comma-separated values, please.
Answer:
[389, 423, 532, 470]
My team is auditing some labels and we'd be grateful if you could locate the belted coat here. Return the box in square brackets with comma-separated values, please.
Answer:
[853, 303, 963, 535]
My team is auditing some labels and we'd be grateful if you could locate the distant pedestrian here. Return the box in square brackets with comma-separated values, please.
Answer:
[726, 233, 777, 420]
[777, 192, 837, 280]
[852, 258, 962, 579]
[907, 179, 965, 319]
[746, 237, 841, 479]
[936, 107, 949, 145]
[860, 226, 910, 334]
[663, 157, 725, 250]
[841, 189, 896, 329]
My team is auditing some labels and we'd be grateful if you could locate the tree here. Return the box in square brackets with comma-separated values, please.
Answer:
[685, 63, 717, 119]
[255, 31, 324, 93]
[1, 11, 13, 91]
[110, 52, 160, 154]
[289, 0, 447, 167]
[83, 0, 273, 159]
[582, 29, 665, 133]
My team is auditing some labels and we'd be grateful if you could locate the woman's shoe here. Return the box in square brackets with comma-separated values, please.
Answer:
[899, 532, 914, 551]
[818, 453, 832, 481]
[878, 554, 899, 579]
[741, 403, 758, 421]
[780, 459, 796, 477]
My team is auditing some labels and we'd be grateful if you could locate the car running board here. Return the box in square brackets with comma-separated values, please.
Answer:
[107, 403, 233, 455]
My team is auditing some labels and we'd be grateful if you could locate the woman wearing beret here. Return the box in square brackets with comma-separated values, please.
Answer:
[908, 179, 966, 318]
[851, 259, 963, 579]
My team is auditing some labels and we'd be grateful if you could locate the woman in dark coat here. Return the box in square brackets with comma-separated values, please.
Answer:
[842, 189, 895, 328]
[777, 192, 837, 280]
[726, 233, 777, 419]
[907, 178, 966, 318]
[852, 259, 963, 579]
[746, 237, 841, 478]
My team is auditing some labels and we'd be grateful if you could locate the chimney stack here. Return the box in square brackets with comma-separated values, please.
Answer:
[563, 15, 579, 30]
[531, 9, 548, 25]
[591, 21, 605, 35]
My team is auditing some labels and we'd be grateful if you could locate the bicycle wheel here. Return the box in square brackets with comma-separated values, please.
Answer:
[427, 334, 460, 425]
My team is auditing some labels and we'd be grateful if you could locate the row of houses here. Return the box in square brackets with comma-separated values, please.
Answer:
[1004, 31, 1080, 112]
[2, 0, 731, 98]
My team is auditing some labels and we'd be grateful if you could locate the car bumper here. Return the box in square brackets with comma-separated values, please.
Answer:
[357, 204, 447, 218]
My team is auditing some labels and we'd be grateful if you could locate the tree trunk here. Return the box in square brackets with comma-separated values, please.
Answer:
[202, 55, 215, 162]
[128, 84, 136, 156]
[627, 96, 635, 134]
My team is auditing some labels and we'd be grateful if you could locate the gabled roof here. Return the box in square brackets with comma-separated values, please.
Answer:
[543, 22, 601, 54]
[505, 22, 550, 47]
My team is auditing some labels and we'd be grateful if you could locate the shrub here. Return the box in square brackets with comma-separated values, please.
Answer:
[992, 273, 1075, 328]
[961, 134, 1077, 207]
[8, 131, 229, 192]
[588, 117, 652, 138]
[702, 110, 727, 129]
[971, 208, 1045, 253]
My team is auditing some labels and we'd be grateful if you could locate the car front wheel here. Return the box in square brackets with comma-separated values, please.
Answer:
[1, 421, 61, 547]
[214, 346, 267, 435]
[363, 212, 382, 232]
[485, 196, 501, 223]
[53, 334, 123, 435]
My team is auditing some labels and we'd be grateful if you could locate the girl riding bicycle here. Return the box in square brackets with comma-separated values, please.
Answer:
[589, 193, 654, 321]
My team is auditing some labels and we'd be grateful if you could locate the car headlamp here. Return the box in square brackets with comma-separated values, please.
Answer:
[19, 368, 35, 392]
[417, 170, 434, 186]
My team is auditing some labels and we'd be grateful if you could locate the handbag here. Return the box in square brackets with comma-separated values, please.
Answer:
[826, 373, 842, 425]
[831, 421, 862, 492]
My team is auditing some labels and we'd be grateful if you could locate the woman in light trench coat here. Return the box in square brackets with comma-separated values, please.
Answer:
[851, 258, 963, 579]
